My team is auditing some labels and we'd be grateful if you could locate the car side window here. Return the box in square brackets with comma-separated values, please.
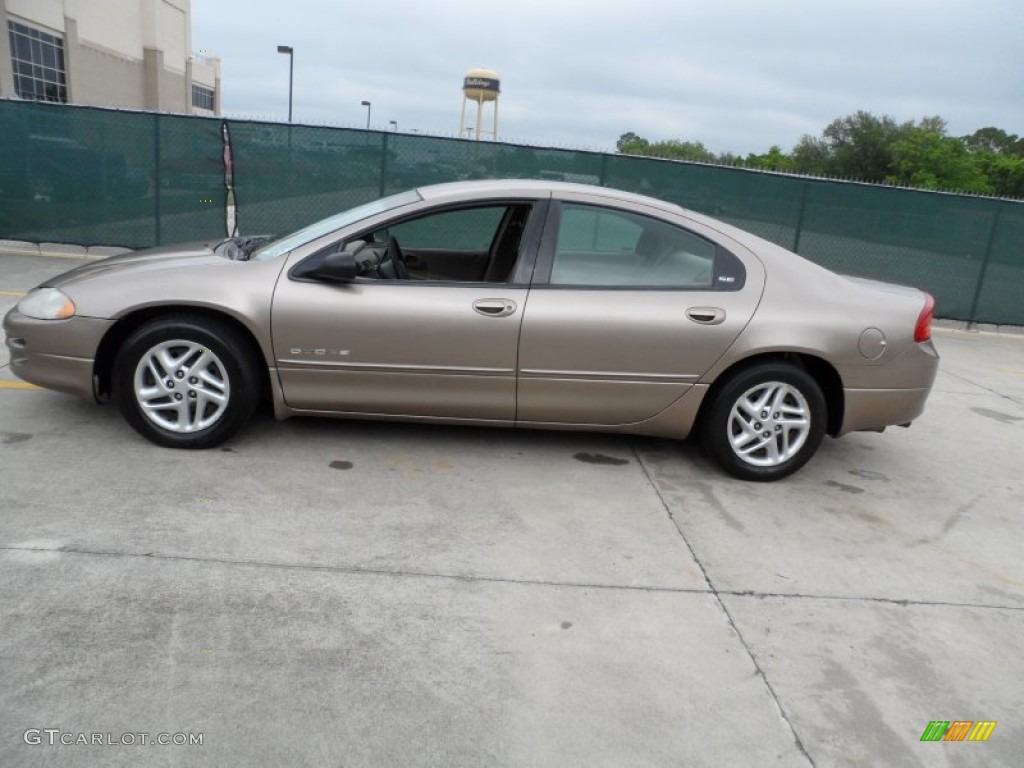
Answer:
[550, 204, 718, 288]
[390, 207, 504, 252]
[349, 204, 531, 283]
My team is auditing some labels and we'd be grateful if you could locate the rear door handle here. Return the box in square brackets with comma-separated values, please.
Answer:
[473, 299, 517, 318]
[686, 307, 726, 325]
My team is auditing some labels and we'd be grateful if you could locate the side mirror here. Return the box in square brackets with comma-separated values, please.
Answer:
[295, 250, 358, 283]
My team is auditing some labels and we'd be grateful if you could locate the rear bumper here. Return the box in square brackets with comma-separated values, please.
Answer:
[836, 339, 938, 434]
[839, 387, 932, 435]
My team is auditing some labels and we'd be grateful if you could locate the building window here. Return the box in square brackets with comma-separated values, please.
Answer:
[8, 21, 67, 103]
[192, 84, 215, 111]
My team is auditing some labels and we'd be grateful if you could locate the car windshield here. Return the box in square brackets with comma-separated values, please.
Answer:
[249, 189, 422, 261]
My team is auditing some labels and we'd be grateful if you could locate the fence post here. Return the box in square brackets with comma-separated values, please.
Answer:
[791, 181, 809, 253]
[378, 132, 389, 197]
[599, 153, 609, 187]
[967, 200, 1004, 327]
[153, 113, 162, 246]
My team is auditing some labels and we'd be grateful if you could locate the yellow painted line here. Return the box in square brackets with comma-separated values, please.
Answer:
[0, 290, 26, 296]
[0, 380, 40, 390]
[997, 368, 1024, 376]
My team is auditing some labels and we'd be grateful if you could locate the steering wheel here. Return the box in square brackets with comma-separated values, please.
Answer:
[384, 235, 409, 280]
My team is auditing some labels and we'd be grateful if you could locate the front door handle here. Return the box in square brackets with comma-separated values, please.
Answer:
[473, 299, 517, 318]
[686, 306, 726, 325]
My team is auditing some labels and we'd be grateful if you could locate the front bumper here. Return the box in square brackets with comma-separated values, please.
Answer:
[3, 309, 112, 400]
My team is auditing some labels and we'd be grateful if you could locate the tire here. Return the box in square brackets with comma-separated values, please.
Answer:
[113, 315, 260, 448]
[702, 362, 827, 481]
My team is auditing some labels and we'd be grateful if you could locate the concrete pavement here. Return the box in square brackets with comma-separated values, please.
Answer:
[1, 252, 1022, 766]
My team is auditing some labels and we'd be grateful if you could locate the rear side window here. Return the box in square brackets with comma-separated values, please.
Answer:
[549, 204, 742, 290]
[556, 206, 643, 254]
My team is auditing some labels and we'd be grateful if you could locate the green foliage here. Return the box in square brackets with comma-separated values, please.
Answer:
[644, 140, 716, 163]
[618, 134, 713, 162]
[969, 148, 1024, 197]
[744, 145, 795, 172]
[616, 132, 649, 155]
[618, 112, 1024, 197]
[888, 129, 993, 193]
[821, 110, 908, 180]
[791, 135, 830, 174]
[964, 127, 1024, 156]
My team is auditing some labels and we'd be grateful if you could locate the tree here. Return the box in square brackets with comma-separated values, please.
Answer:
[963, 127, 1023, 156]
[744, 145, 795, 172]
[615, 113, 1024, 197]
[819, 110, 911, 181]
[791, 135, 830, 175]
[970, 148, 1024, 197]
[617, 132, 649, 154]
[616, 135, 717, 163]
[645, 140, 716, 163]
[888, 129, 993, 193]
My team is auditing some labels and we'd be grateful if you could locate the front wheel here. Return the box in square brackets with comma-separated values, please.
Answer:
[702, 363, 827, 481]
[113, 316, 260, 448]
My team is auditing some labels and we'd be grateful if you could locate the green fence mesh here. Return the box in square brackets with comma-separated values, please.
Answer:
[1, 100, 1021, 324]
[0, 101, 224, 247]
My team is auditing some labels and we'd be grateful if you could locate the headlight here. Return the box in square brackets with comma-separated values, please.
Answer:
[17, 288, 76, 320]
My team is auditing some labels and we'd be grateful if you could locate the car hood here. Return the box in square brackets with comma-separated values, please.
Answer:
[41, 241, 224, 290]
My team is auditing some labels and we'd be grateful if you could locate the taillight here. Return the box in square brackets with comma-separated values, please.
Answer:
[914, 292, 935, 343]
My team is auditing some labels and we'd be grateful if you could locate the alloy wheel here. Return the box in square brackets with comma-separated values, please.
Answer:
[727, 381, 811, 467]
[133, 340, 231, 433]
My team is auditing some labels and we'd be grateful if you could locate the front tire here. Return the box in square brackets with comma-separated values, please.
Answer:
[113, 315, 260, 448]
[702, 363, 826, 481]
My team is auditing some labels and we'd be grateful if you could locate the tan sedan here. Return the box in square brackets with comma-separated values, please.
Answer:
[3, 180, 938, 480]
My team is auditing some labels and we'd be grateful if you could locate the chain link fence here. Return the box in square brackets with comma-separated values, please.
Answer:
[1, 99, 1021, 324]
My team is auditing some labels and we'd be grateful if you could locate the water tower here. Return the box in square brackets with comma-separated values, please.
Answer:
[460, 68, 500, 140]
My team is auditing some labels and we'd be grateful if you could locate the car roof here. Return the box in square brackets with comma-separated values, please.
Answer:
[416, 178, 686, 214]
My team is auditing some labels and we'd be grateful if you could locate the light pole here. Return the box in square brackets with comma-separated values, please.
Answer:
[361, 100, 371, 129]
[389, 120, 397, 132]
[276, 45, 293, 122]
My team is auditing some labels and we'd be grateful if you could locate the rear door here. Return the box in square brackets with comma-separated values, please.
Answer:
[516, 196, 764, 426]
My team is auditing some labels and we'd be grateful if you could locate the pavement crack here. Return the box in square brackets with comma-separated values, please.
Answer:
[0, 544, 712, 596]
[718, 589, 1024, 612]
[943, 370, 1024, 407]
[4, 545, 1020, 616]
[630, 443, 818, 768]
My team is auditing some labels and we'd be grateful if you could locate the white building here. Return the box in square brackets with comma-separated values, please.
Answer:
[0, 0, 220, 115]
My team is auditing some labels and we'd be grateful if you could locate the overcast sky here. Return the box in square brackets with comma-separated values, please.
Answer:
[192, 0, 1024, 155]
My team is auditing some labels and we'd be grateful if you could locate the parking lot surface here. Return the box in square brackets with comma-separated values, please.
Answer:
[2, 253, 1023, 767]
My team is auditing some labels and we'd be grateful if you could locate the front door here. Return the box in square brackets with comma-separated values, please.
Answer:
[271, 200, 543, 422]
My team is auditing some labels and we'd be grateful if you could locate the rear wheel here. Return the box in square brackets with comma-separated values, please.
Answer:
[702, 363, 826, 481]
[113, 316, 260, 448]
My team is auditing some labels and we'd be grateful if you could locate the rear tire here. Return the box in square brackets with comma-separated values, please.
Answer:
[702, 363, 826, 481]
[113, 315, 260, 448]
